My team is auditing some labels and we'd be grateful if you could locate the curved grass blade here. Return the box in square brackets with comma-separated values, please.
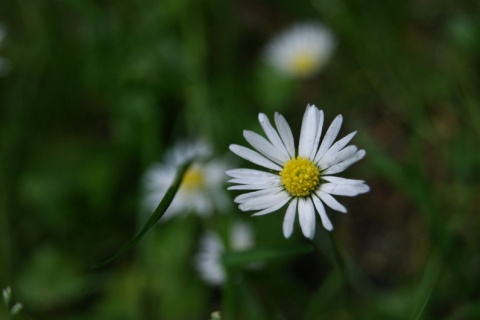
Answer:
[409, 250, 441, 319]
[411, 289, 432, 320]
[93, 160, 192, 269]
[222, 243, 313, 267]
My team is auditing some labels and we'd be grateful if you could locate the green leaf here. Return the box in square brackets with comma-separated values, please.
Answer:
[93, 160, 192, 269]
[222, 244, 313, 267]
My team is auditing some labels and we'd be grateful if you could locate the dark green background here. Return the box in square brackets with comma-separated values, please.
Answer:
[1, 0, 479, 319]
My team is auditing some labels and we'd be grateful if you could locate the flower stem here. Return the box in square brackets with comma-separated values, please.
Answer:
[326, 232, 357, 315]
[327, 233, 348, 285]
[223, 267, 236, 320]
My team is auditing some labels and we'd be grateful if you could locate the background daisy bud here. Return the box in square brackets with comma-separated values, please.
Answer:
[194, 221, 255, 286]
[2, 287, 11, 306]
[10, 302, 23, 316]
[264, 22, 336, 78]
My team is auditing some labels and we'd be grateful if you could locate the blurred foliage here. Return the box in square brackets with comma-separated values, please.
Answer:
[1, 0, 480, 319]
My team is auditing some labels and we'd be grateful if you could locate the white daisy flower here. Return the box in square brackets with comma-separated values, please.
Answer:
[264, 22, 336, 78]
[143, 140, 230, 220]
[227, 104, 369, 239]
[194, 221, 254, 286]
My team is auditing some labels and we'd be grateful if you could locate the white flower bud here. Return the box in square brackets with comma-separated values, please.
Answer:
[10, 302, 23, 316]
[2, 287, 11, 306]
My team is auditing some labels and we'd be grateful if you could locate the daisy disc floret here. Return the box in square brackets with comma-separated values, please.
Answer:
[227, 104, 369, 239]
[280, 156, 320, 197]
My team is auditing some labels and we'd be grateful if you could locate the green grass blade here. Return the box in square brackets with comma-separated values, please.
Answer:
[411, 289, 432, 320]
[93, 160, 192, 269]
[409, 250, 441, 320]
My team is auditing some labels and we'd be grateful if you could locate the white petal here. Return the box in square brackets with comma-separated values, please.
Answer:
[298, 197, 316, 239]
[309, 108, 324, 159]
[322, 176, 366, 185]
[227, 175, 281, 190]
[283, 198, 298, 238]
[228, 177, 280, 185]
[274, 112, 296, 158]
[228, 183, 279, 190]
[234, 186, 284, 203]
[243, 130, 288, 164]
[319, 145, 358, 169]
[239, 190, 290, 211]
[317, 131, 356, 163]
[252, 196, 290, 216]
[320, 182, 370, 196]
[312, 195, 333, 231]
[308, 198, 316, 237]
[298, 105, 318, 158]
[322, 149, 366, 175]
[314, 115, 343, 163]
[258, 113, 290, 159]
[229, 144, 283, 171]
[315, 190, 347, 213]
[226, 168, 279, 180]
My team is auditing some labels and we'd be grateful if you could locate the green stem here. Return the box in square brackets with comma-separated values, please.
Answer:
[327, 233, 347, 280]
[0, 182, 12, 285]
[325, 233, 358, 316]
[92, 160, 192, 269]
[180, 1, 212, 139]
[223, 267, 236, 320]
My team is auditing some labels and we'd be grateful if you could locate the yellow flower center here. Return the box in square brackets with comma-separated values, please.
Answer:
[291, 52, 319, 77]
[280, 156, 320, 197]
[181, 167, 205, 191]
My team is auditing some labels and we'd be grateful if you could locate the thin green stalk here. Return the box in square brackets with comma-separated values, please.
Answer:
[327, 233, 347, 281]
[221, 218, 237, 320]
[409, 250, 442, 320]
[0, 182, 12, 284]
[93, 160, 192, 269]
[325, 233, 359, 317]
[311, 232, 355, 317]
[223, 267, 236, 320]
[411, 290, 432, 320]
[180, 0, 212, 139]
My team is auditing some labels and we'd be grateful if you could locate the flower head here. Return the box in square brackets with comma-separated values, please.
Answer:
[264, 23, 336, 78]
[227, 104, 369, 239]
[194, 221, 254, 286]
[143, 140, 230, 220]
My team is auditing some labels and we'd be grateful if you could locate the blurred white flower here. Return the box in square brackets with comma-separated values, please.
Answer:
[264, 22, 336, 78]
[143, 140, 230, 220]
[0, 24, 11, 76]
[2, 286, 22, 318]
[194, 221, 254, 286]
[227, 104, 369, 239]
[10, 303, 23, 316]
[2, 286, 11, 305]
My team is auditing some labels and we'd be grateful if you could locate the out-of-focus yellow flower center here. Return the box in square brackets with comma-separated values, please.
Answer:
[182, 167, 205, 190]
[280, 156, 320, 197]
[291, 52, 319, 77]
